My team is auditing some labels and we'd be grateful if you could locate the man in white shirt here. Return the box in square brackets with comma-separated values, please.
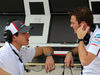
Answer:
[64, 6, 100, 75]
[0, 19, 55, 75]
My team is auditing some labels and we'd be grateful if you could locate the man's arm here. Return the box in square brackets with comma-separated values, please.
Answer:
[64, 47, 78, 69]
[78, 41, 96, 66]
[71, 47, 78, 56]
[0, 68, 11, 75]
[34, 46, 54, 57]
[77, 24, 96, 66]
[34, 46, 55, 73]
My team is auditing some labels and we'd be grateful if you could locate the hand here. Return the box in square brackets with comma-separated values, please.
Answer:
[45, 56, 55, 73]
[64, 52, 74, 69]
[76, 24, 90, 39]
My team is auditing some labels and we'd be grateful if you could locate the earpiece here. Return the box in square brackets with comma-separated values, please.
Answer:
[83, 24, 96, 45]
[90, 24, 96, 32]
[84, 33, 90, 45]
[3, 30, 12, 43]
[4, 19, 17, 43]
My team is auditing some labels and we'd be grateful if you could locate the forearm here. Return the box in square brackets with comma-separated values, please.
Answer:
[78, 39, 96, 66]
[35, 46, 54, 57]
[43, 47, 55, 73]
[78, 41, 88, 65]
[64, 47, 78, 69]
[71, 47, 78, 56]
[43, 47, 54, 55]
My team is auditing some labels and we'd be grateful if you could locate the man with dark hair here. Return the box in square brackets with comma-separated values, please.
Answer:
[0, 19, 55, 75]
[64, 6, 100, 75]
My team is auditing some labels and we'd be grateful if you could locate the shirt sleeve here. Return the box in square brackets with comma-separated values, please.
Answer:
[0, 51, 7, 69]
[0, 53, 4, 68]
[87, 33, 100, 56]
[20, 47, 36, 63]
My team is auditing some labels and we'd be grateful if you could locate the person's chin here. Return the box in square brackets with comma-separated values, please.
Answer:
[74, 31, 76, 34]
[23, 43, 29, 46]
[74, 30, 77, 34]
[74, 32, 76, 34]
[24, 42, 29, 45]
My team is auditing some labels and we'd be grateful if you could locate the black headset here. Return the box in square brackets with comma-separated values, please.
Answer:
[4, 30, 13, 43]
[83, 24, 96, 45]
[3, 19, 17, 43]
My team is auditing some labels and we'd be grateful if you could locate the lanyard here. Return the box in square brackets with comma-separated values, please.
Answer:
[9, 43, 29, 72]
[9, 43, 23, 63]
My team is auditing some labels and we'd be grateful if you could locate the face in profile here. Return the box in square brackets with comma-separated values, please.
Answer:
[13, 32, 30, 45]
[70, 15, 80, 34]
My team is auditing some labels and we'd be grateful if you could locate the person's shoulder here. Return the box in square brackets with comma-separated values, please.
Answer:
[0, 46, 10, 56]
[20, 46, 35, 52]
[92, 27, 100, 36]
[92, 29, 100, 43]
[0, 46, 11, 63]
[21, 46, 35, 50]
[20, 46, 35, 56]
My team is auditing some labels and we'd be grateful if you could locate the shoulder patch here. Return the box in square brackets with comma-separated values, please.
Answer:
[91, 41, 99, 46]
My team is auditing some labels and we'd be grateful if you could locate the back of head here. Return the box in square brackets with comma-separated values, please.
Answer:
[70, 6, 93, 27]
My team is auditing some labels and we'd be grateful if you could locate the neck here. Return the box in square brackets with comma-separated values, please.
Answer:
[11, 42, 22, 51]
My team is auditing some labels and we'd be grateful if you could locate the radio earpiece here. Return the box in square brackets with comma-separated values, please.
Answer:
[83, 24, 96, 45]
[3, 19, 17, 43]
[3, 30, 12, 43]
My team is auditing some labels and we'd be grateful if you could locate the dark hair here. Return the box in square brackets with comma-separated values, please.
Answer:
[70, 6, 93, 27]
[14, 32, 18, 36]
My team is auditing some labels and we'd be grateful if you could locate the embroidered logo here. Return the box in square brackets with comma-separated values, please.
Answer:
[95, 34, 100, 38]
[91, 41, 99, 46]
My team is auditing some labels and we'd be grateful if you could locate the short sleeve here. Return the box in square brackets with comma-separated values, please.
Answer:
[0, 51, 6, 69]
[0, 54, 3, 68]
[87, 33, 100, 56]
[20, 47, 36, 63]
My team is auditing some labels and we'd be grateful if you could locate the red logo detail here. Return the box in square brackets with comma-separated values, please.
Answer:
[95, 39, 99, 42]
[20, 22, 24, 25]
[91, 43, 98, 46]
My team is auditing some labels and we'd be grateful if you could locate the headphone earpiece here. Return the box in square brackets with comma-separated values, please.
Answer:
[4, 19, 17, 43]
[83, 24, 96, 45]
[4, 30, 12, 43]
[90, 24, 96, 32]
[84, 33, 90, 45]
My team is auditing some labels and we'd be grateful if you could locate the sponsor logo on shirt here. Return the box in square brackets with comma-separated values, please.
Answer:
[91, 41, 99, 46]
[95, 34, 100, 38]
[95, 38, 100, 42]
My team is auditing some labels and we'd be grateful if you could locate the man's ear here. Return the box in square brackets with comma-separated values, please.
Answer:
[80, 21, 87, 28]
[80, 21, 85, 25]
[12, 35, 16, 41]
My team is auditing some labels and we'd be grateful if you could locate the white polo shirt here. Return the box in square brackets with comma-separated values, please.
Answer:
[83, 25, 100, 75]
[0, 42, 36, 75]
